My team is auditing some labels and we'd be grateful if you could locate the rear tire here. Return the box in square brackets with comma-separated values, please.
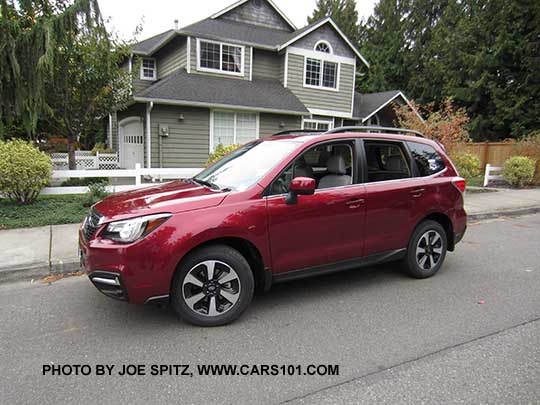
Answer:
[171, 245, 254, 326]
[403, 220, 447, 279]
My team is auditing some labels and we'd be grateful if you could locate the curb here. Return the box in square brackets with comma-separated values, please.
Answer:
[1, 207, 539, 285]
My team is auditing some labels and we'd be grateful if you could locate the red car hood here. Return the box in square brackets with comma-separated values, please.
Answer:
[93, 180, 228, 222]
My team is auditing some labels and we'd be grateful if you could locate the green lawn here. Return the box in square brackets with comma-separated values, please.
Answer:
[466, 176, 484, 187]
[0, 195, 89, 230]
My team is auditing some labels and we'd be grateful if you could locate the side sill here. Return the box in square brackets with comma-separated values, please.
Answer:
[272, 249, 406, 284]
[144, 294, 170, 306]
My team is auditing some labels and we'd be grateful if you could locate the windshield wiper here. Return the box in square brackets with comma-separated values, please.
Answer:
[190, 178, 222, 191]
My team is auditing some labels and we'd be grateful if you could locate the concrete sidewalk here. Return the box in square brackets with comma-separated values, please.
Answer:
[0, 187, 539, 283]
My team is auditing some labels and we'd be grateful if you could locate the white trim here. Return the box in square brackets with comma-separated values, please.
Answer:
[283, 48, 289, 88]
[196, 38, 245, 77]
[350, 59, 356, 114]
[209, 110, 260, 153]
[128, 55, 133, 74]
[146, 102, 153, 168]
[308, 108, 352, 119]
[314, 40, 333, 54]
[278, 18, 370, 68]
[140, 57, 157, 81]
[361, 91, 424, 123]
[301, 117, 334, 130]
[303, 56, 340, 92]
[249, 46, 253, 81]
[108, 114, 113, 149]
[133, 96, 307, 116]
[288, 46, 354, 64]
[210, 0, 297, 31]
[186, 36, 191, 73]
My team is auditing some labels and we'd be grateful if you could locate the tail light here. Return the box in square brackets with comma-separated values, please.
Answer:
[452, 177, 466, 193]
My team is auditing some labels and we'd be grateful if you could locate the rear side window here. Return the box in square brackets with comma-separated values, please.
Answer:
[364, 141, 411, 182]
[407, 142, 445, 176]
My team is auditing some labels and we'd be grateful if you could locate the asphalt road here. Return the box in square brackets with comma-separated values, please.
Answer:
[1, 214, 540, 404]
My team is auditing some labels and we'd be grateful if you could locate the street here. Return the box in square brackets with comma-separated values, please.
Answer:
[1, 214, 540, 404]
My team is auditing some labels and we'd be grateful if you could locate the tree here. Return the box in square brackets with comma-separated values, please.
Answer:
[308, 0, 360, 45]
[0, 0, 131, 168]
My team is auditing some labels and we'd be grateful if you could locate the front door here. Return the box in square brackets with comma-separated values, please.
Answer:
[119, 118, 144, 169]
[266, 140, 366, 274]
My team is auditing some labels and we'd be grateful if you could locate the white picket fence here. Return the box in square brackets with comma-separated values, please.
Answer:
[483, 163, 503, 187]
[50, 151, 119, 170]
[42, 164, 203, 195]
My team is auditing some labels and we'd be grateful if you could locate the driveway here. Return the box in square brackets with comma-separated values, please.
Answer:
[1, 214, 539, 404]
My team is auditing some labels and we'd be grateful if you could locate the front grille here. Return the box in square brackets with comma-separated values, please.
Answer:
[82, 208, 103, 241]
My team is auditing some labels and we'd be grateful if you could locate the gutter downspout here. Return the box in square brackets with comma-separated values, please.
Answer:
[146, 102, 153, 168]
[108, 114, 113, 149]
[159, 131, 163, 168]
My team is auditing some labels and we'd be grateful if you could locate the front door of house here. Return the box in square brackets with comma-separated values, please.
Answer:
[120, 118, 144, 169]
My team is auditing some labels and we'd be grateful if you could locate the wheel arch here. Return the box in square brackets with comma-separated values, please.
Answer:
[171, 236, 271, 294]
[416, 212, 455, 251]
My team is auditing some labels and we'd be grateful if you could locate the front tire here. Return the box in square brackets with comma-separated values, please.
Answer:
[403, 220, 447, 279]
[171, 245, 254, 326]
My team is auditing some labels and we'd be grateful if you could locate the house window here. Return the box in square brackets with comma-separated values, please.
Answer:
[305, 57, 338, 89]
[302, 118, 333, 131]
[212, 111, 258, 150]
[198, 39, 244, 75]
[314, 41, 332, 54]
[140, 58, 156, 80]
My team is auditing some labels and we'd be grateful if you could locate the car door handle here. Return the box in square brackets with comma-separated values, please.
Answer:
[346, 198, 365, 208]
[411, 188, 425, 198]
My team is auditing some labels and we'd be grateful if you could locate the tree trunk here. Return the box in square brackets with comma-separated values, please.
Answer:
[67, 134, 76, 170]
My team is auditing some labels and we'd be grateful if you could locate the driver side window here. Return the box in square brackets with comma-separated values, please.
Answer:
[270, 142, 354, 195]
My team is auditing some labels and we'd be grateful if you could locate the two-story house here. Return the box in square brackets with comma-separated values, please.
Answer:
[108, 0, 421, 169]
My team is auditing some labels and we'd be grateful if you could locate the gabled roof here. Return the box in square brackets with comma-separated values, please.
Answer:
[210, 0, 296, 31]
[132, 29, 175, 55]
[353, 90, 423, 122]
[179, 18, 292, 49]
[278, 17, 370, 68]
[133, 69, 308, 115]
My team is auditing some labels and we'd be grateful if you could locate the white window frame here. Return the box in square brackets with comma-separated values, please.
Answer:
[303, 56, 340, 92]
[140, 58, 157, 81]
[196, 38, 245, 77]
[314, 40, 333, 54]
[301, 117, 334, 131]
[209, 110, 260, 152]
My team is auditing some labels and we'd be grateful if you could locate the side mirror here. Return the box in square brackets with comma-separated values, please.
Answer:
[285, 177, 316, 205]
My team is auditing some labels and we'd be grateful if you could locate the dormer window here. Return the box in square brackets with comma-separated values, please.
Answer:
[314, 41, 332, 54]
[197, 39, 244, 76]
[140, 58, 156, 80]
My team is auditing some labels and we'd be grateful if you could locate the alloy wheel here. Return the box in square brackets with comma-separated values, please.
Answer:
[182, 260, 241, 317]
[415, 230, 443, 271]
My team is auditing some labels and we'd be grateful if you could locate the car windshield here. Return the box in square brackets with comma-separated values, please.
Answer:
[193, 140, 300, 191]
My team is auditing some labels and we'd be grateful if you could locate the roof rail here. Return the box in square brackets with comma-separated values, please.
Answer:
[324, 126, 426, 138]
[272, 129, 326, 136]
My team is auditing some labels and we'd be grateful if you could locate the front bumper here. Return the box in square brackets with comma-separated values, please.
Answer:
[88, 271, 128, 301]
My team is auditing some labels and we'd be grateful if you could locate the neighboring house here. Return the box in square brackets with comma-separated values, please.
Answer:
[107, 0, 421, 168]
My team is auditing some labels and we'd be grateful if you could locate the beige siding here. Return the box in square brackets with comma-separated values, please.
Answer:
[150, 105, 210, 168]
[259, 113, 301, 138]
[190, 37, 251, 80]
[252, 49, 282, 80]
[157, 37, 186, 78]
[286, 53, 354, 115]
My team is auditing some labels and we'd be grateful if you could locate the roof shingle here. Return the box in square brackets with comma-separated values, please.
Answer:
[353, 90, 403, 119]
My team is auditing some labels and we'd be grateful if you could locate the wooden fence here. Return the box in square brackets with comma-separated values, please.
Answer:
[451, 142, 515, 168]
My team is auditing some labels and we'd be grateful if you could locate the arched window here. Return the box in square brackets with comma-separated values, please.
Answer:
[314, 41, 332, 54]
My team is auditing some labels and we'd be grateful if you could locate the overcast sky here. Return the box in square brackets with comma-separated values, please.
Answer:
[99, 0, 377, 41]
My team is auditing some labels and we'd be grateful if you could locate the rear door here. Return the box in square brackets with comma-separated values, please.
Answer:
[361, 139, 427, 256]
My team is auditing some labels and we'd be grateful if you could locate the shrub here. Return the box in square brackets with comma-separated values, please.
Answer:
[503, 156, 535, 187]
[83, 182, 110, 207]
[514, 132, 540, 184]
[91, 142, 113, 155]
[61, 177, 108, 187]
[0, 140, 52, 204]
[206, 144, 241, 166]
[452, 153, 481, 179]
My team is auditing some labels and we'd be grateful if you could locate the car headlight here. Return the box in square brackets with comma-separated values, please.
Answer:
[102, 213, 172, 243]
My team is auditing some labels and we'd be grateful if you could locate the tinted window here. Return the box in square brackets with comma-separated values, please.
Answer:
[364, 141, 411, 182]
[407, 142, 445, 176]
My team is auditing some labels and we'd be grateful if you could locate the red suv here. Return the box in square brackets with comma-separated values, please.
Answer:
[79, 127, 467, 326]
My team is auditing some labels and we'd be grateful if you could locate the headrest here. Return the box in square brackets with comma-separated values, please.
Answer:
[386, 155, 403, 171]
[327, 155, 347, 175]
